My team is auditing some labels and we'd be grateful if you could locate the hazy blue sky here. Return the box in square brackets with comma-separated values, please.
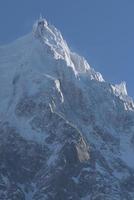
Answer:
[0, 0, 134, 97]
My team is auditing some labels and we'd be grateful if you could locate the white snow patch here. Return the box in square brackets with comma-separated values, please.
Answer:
[55, 79, 64, 103]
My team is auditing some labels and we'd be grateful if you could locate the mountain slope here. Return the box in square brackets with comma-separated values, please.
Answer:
[0, 17, 134, 200]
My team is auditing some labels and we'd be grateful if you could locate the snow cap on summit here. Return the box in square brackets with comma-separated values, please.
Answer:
[32, 17, 104, 81]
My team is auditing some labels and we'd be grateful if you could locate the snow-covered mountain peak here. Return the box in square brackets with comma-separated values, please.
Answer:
[32, 17, 104, 81]
[33, 16, 61, 43]
[33, 17, 76, 70]
[1, 18, 134, 200]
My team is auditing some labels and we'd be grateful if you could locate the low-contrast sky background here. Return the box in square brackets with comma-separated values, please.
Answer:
[0, 0, 133, 97]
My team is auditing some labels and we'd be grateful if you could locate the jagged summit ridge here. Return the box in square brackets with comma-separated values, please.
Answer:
[33, 17, 104, 81]
[33, 16, 74, 67]
[32, 17, 134, 106]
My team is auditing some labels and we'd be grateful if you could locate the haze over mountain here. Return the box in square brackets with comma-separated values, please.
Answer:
[0, 18, 134, 200]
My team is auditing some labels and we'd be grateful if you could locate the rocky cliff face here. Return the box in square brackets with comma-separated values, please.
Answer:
[0, 18, 134, 200]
